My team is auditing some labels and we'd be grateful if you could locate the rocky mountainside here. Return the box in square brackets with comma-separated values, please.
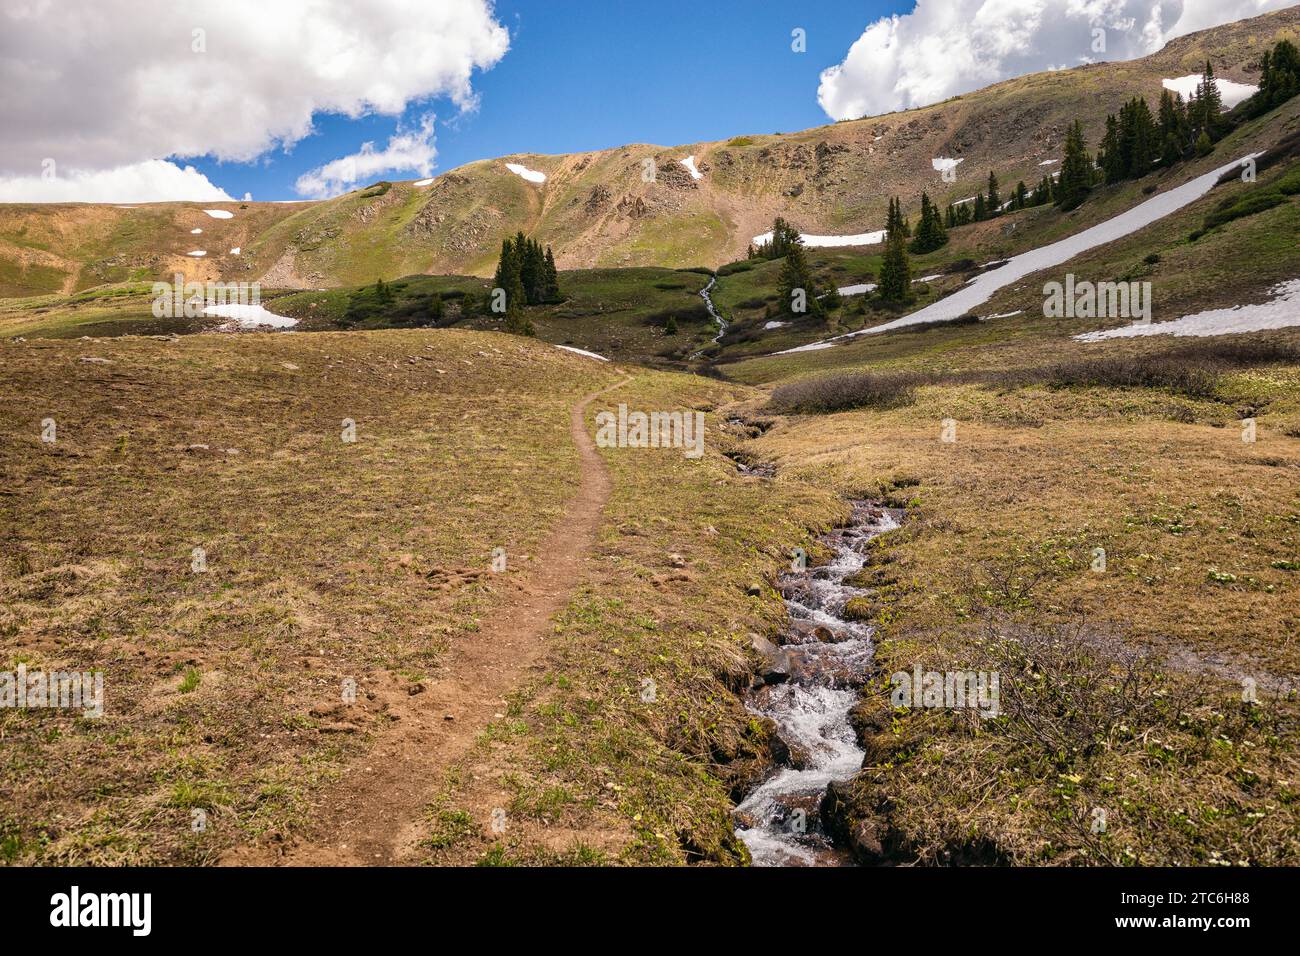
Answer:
[1, 6, 1296, 296]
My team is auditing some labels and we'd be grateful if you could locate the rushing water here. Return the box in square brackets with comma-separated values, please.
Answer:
[736, 502, 900, 866]
[690, 275, 726, 359]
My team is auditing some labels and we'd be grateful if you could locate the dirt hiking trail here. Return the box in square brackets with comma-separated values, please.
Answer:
[223, 374, 632, 866]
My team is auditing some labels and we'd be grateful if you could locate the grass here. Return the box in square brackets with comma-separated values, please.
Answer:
[0, 326, 616, 863]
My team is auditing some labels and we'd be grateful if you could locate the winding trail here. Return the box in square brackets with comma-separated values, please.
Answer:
[222, 373, 631, 866]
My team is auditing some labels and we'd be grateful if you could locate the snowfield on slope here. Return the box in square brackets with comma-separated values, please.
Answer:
[751, 229, 886, 248]
[777, 154, 1259, 355]
[1076, 280, 1300, 340]
[505, 162, 546, 184]
[1162, 75, 1258, 108]
[679, 156, 703, 180]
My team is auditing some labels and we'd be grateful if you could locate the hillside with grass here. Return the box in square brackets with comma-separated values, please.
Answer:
[0, 7, 1296, 299]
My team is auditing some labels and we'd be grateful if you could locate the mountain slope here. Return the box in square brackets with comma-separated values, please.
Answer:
[0, 6, 1296, 297]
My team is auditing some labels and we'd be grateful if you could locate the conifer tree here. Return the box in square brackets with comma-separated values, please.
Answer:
[777, 243, 824, 319]
[909, 192, 948, 254]
[973, 193, 987, 221]
[428, 291, 443, 326]
[877, 231, 912, 305]
[1056, 120, 1092, 210]
[985, 171, 1001, 214]
[1194, 60, 1224, 136]
[543, 245, 561, 302]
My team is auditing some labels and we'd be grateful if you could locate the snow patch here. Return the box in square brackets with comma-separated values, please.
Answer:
[1075, 280, 1300, 341]
[985, 310, 1023, 320]
[190, 228, 202, 234]
[229, 247, 241, 255]
[836, 283, 877, 296]
[202, 209, 234, 219]
[186, 250, 206, 257]
[679, 155, 703, 180]
[932, 157, 964, 174]
[1162, 75, 1258, 109]
[764, 321, 788, 330]
[203, 303, 298, 329]
[555, 344, 607, 362]
[917, 274, 944, 283]
[1039, 159, 1058, 166]
[752, 230, 886, 248]
[413, 177, 435, 186]
[505, 162, 546, 184]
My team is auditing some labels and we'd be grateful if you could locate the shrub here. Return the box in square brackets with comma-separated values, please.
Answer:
[1201, 189, 1287, 231]
[767, 370, 921, 414]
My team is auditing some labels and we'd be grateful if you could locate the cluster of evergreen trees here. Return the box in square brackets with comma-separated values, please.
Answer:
[493, 232, 561, 309]
[749, 217, 802, 260]
[489, 232, 561, 335]
[943, 170, 1049, 228]
[1243, 39, 1300, 118]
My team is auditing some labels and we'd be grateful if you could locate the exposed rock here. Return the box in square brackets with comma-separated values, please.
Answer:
[748, 633, 791, 684]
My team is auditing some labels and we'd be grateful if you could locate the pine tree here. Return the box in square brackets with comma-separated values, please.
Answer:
[1156, 90, 1189, 166]
[428, 292, 444, 326]
[1127, 97, 1158, 178]
[1099, 114, 1123, 184]
[877, 231, 912, 305]
[776, 243, 824, 320]
[1012, 181, 1029, 210]
[664, 315, 678, 335]
[1057, 120, 1092, 210]
[973, 193, 987, 221]
[1252, 40, 1300, 115]
[909, 192, 948, 254]
[985, 172, 1001, 214]
[543, 245, 561, 302]
[1195, 60, 1224, 136]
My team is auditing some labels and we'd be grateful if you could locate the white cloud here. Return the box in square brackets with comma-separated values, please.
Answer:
[0, 160, 234, 203]
[0, 0, 508, 200]
[295, 115, 438, 198]
[817, 0, 1299, 120]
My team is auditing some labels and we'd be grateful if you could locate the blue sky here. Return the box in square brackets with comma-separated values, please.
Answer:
[186, 0, 906, 201]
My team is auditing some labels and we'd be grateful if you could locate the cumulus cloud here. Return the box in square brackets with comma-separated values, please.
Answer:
[817, 0, 1299, 120]
[0, 160, 234, 204]
[295, 115, 438, 198]
[0, 0, 508, 201]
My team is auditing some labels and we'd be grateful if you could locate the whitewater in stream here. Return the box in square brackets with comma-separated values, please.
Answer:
[689, 275, 727, 359]
[777, 153, 1260, 354]
[736, 504, 900, 866]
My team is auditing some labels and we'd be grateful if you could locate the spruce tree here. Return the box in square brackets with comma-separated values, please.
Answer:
[1195, 61, 1224, 136]
[973, 193, 987, 221]
[1099, 114, 1123, 184]
[543, 245, 561, 302]
[908, 192, 948, 254]
[777, 243, 823, 320]
[985, 172, 1001, 214]
[877, 231, 912, 305]
[1056, 120, 1092, 210]
[428, 292, 444, 326]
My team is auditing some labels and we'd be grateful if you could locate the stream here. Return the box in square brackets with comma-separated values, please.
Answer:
[689, 275, 726, 359]
[735, 502, 900, 866]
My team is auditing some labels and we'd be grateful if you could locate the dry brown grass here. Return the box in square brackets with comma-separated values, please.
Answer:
[0, 328, 617, 863]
